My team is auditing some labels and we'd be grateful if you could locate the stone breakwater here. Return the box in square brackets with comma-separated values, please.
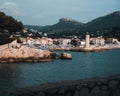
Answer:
[5, 74, 120, 96]
[0, 41, 59, 63]
[50, 45, 120, 52]
[71, 47, 113, 52]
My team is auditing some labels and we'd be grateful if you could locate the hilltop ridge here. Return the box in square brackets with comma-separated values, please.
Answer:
[59, 18, 84, 25]
[25, 11, 120, 39]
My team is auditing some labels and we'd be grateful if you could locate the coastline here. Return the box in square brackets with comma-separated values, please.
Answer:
[0, 58, 53, 63]
[0, 40, 120, 63]
[49, 44, 120, 52]
[0, 41, 59, 63]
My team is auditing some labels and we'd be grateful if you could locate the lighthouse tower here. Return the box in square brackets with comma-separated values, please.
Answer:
[85, 32, 90, 48]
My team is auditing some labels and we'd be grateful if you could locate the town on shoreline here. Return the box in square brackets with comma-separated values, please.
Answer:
[18, 29, 120, 52]
[0, 28, 120, 63]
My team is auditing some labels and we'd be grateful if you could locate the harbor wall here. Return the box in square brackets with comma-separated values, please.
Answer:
[5, 74, 120, 96]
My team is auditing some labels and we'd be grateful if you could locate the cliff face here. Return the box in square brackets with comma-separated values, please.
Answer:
[0, 40, 59, 63]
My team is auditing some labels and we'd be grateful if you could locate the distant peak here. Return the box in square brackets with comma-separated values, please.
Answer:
[59, 18, 79, 23]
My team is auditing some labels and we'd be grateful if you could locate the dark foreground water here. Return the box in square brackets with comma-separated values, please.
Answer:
[0, 49, 120, 91]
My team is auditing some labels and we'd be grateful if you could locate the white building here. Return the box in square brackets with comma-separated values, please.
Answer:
[90, 37, 105, 46]
[39, 37, 53, 46]
[62, 39, 71, 46]
[80, 41, 85, 46]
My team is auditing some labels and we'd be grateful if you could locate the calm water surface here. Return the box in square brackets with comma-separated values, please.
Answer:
[0, 49, 120, 91]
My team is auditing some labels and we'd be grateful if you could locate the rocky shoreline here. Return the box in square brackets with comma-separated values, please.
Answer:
[0, 40, 59, 63]
[0, 40, 73, 63]
[3, 74, 120, 96]
[0, 57, 53, 63]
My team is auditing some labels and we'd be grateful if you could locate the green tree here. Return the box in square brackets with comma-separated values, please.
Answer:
[0, 12, 23, 33]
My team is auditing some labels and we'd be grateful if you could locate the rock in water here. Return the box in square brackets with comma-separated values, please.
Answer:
[50, 52, 59, 59]
[61, 53, 72, 60]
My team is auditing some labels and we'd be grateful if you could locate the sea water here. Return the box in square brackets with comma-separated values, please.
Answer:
[0, 49, 120, 91]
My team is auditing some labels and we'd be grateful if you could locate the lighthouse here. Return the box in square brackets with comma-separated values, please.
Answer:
[85, 32, 90, 48]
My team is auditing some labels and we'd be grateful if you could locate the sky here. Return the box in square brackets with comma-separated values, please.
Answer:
[0, 0, 120, 26]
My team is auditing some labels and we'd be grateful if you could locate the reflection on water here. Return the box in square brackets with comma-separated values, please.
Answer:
[0, 64, 19, 91]
[84, 52, 91, 64]
[0, 64, 18, 72]
[0, 49, 120, 92]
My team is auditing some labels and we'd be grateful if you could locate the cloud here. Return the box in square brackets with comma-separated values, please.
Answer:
[0, 2, 23, 16]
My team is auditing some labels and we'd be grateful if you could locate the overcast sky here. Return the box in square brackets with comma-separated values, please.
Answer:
[0, 0, 120, 25]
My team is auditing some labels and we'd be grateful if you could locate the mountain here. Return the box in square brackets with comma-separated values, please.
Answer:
[24, 11, 120, 39]
[24, 25, 46, 31]
[25, 18, 85, 38]
[54, 18, 84, 28]
[47, 18, 84, 37]
[84, 11, 120, 32]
